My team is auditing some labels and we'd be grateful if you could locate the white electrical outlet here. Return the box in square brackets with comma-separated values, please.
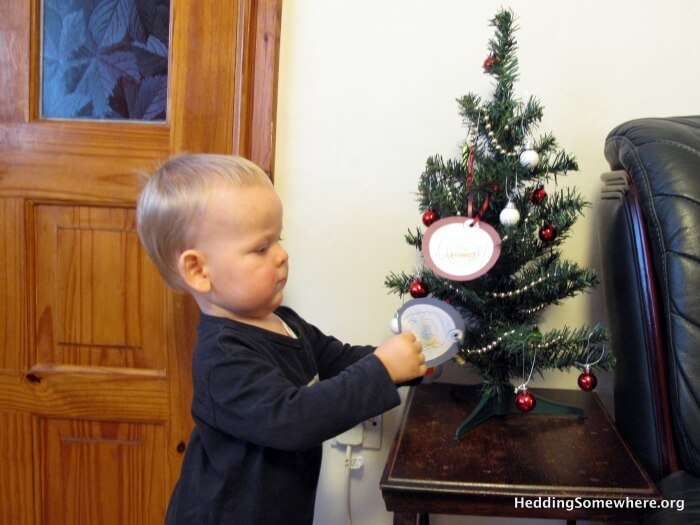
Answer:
[335, 423, 364, 446]
[362, 415, 382, 449]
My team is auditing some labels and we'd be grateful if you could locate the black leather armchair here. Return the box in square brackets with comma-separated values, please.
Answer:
[598, 117, 700, 524]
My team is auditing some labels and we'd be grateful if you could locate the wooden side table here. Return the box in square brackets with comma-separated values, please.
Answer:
[381, 383, 660, 524]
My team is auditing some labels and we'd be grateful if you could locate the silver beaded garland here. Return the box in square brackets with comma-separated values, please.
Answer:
[488, 274, 549, 298]
[482, 113, 521, 158]
[464, 329, 517, 355]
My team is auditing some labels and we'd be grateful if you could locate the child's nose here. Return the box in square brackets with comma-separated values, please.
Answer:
[277, 245, 289, 265]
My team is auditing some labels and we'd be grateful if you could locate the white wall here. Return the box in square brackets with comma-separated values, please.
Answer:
[274, 1, 700, 524]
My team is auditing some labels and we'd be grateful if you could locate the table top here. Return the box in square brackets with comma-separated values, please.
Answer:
[381, 383, 660, 520]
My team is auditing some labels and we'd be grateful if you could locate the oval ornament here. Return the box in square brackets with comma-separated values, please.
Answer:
[422, 217, 501, 281]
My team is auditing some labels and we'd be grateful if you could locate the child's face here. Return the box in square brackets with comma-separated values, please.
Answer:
[192, 182, 288, 321]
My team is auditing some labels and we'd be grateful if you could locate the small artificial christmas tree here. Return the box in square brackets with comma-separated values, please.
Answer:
[385, 8, 614, 438]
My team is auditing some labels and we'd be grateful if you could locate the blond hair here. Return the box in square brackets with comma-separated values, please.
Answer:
[136, 153, 273, 291]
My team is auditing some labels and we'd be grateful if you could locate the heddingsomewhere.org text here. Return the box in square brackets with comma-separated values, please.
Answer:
[514, 496, 685, 513]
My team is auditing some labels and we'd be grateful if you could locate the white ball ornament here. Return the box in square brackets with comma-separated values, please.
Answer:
[519, 141, 540, 169]
[499, 200, 521, 227]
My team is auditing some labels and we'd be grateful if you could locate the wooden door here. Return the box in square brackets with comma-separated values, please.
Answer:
[0, 1, 281, 523]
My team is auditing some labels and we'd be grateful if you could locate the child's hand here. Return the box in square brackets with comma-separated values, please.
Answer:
[374, 333, 426, 384]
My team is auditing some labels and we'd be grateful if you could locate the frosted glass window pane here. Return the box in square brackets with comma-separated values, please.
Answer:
[41, 0, 170, 121]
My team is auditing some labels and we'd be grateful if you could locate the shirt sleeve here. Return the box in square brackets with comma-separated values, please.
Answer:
[278, 307, 377, 380]
[200, 343, 400, 452]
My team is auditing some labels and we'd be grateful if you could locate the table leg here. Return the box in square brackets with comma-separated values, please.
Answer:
[393, 512, 430, 525]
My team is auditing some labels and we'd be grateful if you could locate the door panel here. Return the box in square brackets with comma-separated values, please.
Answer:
[32, 204, 164, 370]
[0, 1, 282, 523]
[40, 418, 167, 525]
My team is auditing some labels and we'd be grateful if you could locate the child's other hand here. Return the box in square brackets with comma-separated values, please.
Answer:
[374, 333, 426, 384]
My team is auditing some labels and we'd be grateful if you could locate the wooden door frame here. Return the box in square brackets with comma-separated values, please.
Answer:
[168, 0, 282, 175]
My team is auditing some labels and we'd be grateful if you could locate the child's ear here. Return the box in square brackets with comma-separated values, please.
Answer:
[178, 249, 211, 293]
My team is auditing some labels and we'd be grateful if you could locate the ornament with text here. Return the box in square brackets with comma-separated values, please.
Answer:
[422, 217, 501, 281]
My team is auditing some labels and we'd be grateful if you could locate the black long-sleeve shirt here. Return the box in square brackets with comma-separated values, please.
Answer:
[165, 306, 401, 525]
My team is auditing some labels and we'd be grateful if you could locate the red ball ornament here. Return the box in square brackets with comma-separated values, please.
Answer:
[530, 184, 547, 205]
[538, 224, 557, 243]
[577, 369, 598, 392]
[483, 55, 500, 71]
[409, 278, 429, 298]
[422, 209, 440, 227]
[515, 388, 536, 412]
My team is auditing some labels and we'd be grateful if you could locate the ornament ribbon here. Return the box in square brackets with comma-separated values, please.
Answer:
[464, 144, 491, 226]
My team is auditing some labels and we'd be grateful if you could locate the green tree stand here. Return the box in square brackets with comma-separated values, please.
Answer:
[453, 385, 585, 440]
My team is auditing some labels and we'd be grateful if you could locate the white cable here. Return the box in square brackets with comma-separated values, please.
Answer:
[345, 444, 353, 525]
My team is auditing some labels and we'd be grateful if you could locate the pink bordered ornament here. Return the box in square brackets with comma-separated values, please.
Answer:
[422, 216, 501, 281]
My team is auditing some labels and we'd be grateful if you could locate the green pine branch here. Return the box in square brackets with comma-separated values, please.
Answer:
[487, 9, 519, 102]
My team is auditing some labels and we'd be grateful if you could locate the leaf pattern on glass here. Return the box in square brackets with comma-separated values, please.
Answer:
[89, 0, 131, 49]
[42, 0, 170, 121]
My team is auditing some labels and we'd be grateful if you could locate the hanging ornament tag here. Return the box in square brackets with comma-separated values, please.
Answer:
[395, 298, 465, 367]
[422, 217, 501, 280]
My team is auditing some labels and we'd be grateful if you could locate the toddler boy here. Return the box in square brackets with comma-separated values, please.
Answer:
[136, 154, 425, 524]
